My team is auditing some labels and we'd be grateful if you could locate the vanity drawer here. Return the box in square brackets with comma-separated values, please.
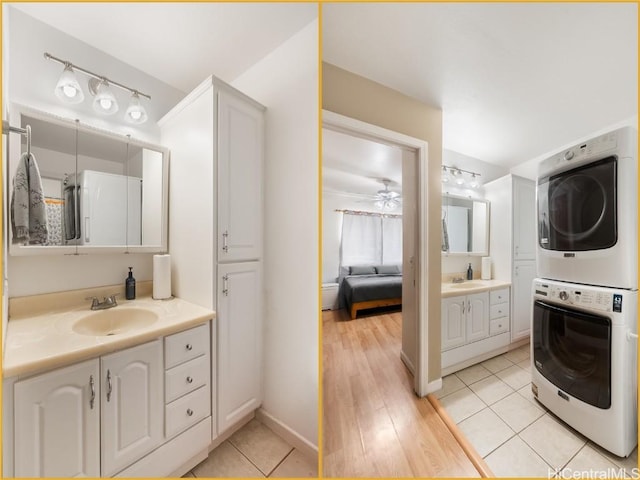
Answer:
[165, 354, 209, 403]
[490, 318, 509, 336]
[490, 303, 509, 320]
[165, 385, 209, 439]
[490, 288, 509, 305]
[165, 323, 209, 369]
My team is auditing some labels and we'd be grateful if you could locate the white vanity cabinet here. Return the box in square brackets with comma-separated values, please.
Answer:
[217, 91, 264, 263]
[101, 341, 163, 477]
[9, 323, 212, 478]
[217, 262, 263, 433]
[442, 287, 511, 374]
[442, 292, 489, 351]
[160, 76, 265, 440]
[14, 359, 100, 477]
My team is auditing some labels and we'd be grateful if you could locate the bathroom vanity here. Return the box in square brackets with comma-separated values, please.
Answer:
[441, 280, 512, 375]
[3, 284, 215, 477]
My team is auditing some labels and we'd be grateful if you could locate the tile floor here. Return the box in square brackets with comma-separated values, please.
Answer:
[183, 419, 318, 478]
[437, 344, 638, 478]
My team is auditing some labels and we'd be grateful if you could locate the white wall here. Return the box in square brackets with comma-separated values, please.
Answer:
[231, 19, 318, 450]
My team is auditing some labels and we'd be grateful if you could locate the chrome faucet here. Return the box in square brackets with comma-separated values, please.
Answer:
[86, 294, 119, 310]
[452, 277, 465, 284]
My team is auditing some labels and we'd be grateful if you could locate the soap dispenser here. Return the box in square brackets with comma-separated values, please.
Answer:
[126, 267, 136, 300]
[466, 263, 473, 280]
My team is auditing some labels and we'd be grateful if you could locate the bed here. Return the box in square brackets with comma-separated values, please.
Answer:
[339, 265, 402, 319]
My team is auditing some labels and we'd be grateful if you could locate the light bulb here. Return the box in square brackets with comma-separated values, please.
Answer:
[92, 80, 118, 115]
[125, 92, 148, 124]
[100, 98, 112, 110]
[54, 64, 84, 104]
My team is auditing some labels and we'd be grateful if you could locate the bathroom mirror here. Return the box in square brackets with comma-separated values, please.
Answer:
[442, 193, 489, 255]
[7, 105, 168, 255]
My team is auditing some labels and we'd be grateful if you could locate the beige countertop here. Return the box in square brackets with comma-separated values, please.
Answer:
[4, 284, 215, 378]
[441, 279, 511, 298]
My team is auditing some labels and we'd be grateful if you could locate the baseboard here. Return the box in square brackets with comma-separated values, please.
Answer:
[256, 408, 318, 464]
[209, 411, 255, 451]
[400, 350, 415, 375]
[425, 377, 443, 394]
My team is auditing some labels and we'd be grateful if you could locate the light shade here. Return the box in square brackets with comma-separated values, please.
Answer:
[54, 65, 85, 104]
[469, 174, 481, 189]
[441, 166, 451, 183]
[92, 80, 119, 115]
[125, 92, 148, 124]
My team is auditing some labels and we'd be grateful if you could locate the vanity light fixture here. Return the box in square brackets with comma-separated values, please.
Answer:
[54, 64, 85, 104]
[125, 92, 148, 124]
[441, 165, 482, 189]
[90, 78, 119, 115]
[45, 52, 151, 124]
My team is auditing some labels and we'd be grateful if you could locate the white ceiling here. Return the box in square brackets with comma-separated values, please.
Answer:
[323, 2, 637, 168]
[10, 2, 318, 93]
[323, 128, 403, 197]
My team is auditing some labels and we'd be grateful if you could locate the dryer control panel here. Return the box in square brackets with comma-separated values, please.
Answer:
[533, 281, 614, 313]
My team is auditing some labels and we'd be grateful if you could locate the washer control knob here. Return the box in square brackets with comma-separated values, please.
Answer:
[564, 150, 574, 161]
[559, 291, 569, 301]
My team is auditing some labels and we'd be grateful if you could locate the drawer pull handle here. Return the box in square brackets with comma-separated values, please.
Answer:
[89, 375, 95, 409]
[186, 344, 193, 351]
[187, 408, 194, 417]
[186, 376, 193, 384]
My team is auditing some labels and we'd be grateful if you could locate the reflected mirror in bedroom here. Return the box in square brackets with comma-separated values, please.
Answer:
[441, 193, 489, 255]
[8, 106, 168, 255]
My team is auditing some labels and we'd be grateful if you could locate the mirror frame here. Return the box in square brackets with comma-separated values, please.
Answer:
[7, 103, 169, 256]
[441, 192, 490, 257]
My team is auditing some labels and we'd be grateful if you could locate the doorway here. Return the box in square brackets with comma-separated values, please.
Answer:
[322, 110, 430, 395]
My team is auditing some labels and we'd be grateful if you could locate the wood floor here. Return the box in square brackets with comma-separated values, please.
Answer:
[322, 308, 480, 478]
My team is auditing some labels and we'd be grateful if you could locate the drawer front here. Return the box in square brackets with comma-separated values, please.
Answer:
[165, 354, 209, 403]
[165, 385, 210, 439]
[165, 323, 209, 369]
[490, 288, 510, 305]
[490, 303, 509, 320]
[489, 317, 509, 336]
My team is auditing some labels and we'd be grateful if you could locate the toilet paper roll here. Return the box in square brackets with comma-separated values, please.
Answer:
[153, 254, 172, 300]
[481, 257, 492, 280]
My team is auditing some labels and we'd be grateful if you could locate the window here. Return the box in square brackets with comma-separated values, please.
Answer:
[340, 212, 402, 267]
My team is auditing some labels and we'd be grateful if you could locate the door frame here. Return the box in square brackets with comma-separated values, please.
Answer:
[322, 110, 431, 396]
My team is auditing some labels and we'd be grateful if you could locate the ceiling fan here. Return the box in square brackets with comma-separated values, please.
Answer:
[372, 178, 401, 211]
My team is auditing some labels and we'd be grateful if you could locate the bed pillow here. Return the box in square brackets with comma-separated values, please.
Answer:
[350, 265, 376, 275]
[375, 265, 401, 274]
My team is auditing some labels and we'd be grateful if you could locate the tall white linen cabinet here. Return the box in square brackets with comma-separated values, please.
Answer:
[159, 76, 265, 441]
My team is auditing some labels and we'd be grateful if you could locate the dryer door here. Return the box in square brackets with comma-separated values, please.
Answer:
[538, 156, 617, 251]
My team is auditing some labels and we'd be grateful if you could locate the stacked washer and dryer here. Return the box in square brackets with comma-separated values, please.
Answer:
[532, 127, 638, 458]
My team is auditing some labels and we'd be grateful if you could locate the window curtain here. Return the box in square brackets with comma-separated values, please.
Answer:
[340, 212, 402, 268]
[382, 216, 402, 265]
[340, 213, 381, 267]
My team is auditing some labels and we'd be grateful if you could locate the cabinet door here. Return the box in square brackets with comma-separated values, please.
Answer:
[14, 359, 100, 477]
[101, 340, 163, 477]
[441, 297, 466, 351]
[217, 91, 264, 263]
[217, 261, 263, 433]
[513, 177, 536, 260]
[466, 292, 490, 343]
[512, 260, 537, 341]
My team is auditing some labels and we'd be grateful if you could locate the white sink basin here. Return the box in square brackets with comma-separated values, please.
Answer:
[72, 308, 158, 336]
[448, 281, 488, 289]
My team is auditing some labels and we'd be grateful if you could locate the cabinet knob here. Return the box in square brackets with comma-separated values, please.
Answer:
[187, 408, 194, 417]
[186, 344, 193, 351]
[186, 376, 193, 384]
